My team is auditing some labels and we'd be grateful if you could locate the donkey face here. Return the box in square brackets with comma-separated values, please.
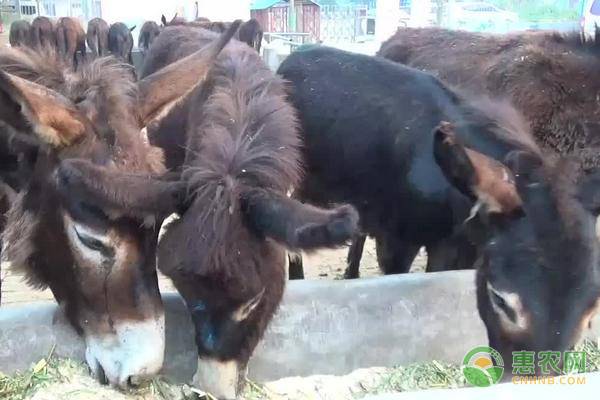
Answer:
[434, 123, 600, 376]
[0, 25, 237, 387]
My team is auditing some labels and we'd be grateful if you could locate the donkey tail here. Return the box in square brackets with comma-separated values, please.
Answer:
[241, 189, 359, 251]
[88, 31, 99, 56]
[56, 26, 66, 57]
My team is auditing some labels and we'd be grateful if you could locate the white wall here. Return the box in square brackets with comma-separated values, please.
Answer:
[196, 0, 250, 21]
[51, 0, 70, 18]
[408, 0, 433, 28]
[101, 0, 250, 25]
[100, 0, 251, 45]
[101, 0, 175, 25]
[375, 0, 400, 42]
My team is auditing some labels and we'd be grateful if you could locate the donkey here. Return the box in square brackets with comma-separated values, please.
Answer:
[87, 18, 110, 58]
[0, 25, 238, 387]
[108, 22, 136, 64]
[379, 27, 600, 172]
[30, 16, 56, 50]
[64, 26, 358, 398]
[279, 46, 600, 376]
[56, 17, 86, 67]
[138, 21, 161, 57]
[9, 20, 31, 48]
[237, 19, 263, 53]
[166, 16, 264, 53]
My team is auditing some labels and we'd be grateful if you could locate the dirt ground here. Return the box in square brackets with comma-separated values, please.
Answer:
[0, 238, 427, 307]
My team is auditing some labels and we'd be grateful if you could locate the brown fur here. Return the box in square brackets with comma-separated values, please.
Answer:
[169, 42, 302, 278]
[138, 21, 161, 55]
[30, 17, 56, 50]
[379, 28, 600, 172]
[164, 17, 263, 52]
[0, 27, 238, 385]
[87, 18, 110, 58]
[55, 17, 86, 67]
[138, 27, 358, 392]
[9, 20, 31, 48]
[0, 45, 164, 338]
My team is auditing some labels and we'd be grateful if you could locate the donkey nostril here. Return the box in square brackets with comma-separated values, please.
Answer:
[127, 375, 144, 388]
[96, 365, 108, 385]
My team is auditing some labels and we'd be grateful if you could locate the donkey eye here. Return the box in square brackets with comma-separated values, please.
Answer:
[491, 291, 507, 310]
[74, 226, 110, 253]
[488, 284, 517, 324]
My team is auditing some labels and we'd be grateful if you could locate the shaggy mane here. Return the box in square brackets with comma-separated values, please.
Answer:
[176, 46, 301, 276]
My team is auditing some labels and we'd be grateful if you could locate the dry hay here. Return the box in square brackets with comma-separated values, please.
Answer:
[2, 341, 599, 400]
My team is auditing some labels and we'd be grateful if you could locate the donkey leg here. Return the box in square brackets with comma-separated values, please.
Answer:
[426, 239, 457, 272]
[426, 235, 478, 272]
[343, 234, 366, 279]
[288, 252, 305, 280]
[375, 234, 420, 275]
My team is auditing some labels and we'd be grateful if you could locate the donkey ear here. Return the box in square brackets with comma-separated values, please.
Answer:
[161, 15, 168, 26]
[433, 122, 522, 214]
[137, 20, 241, 127]
[130, 25, 137, 32]
[56, 159, 186, 217]
[0, 70, 88, 147]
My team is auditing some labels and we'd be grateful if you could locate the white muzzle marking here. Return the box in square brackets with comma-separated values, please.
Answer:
[193, 358, 240, 400]
[85, 316, 165, 387]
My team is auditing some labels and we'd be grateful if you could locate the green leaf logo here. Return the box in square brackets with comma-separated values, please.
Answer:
[462, 346, 504, 387]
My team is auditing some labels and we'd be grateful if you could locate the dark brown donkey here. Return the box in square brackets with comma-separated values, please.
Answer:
[379, 27, 600, 172]
[65, 26, 359, 399]
[30, 16, 56, 50]
[138, 21, 161, 57]
[9, 20, 31, 47]
[87, 18, 110, 58]
[108, 22, 136, 64]
[56, 17, 86, 67]
[237, 19, 263, 53]
[0, 26, 237, 387]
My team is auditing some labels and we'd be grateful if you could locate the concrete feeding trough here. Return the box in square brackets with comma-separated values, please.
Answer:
[1, 270, 599, 385]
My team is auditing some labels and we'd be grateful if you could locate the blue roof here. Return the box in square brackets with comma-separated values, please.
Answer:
[251, 0, 282, 9]
[251, 0, 320, 10]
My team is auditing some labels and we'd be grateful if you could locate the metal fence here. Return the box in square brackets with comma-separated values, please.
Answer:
[320, 5, 373, 43]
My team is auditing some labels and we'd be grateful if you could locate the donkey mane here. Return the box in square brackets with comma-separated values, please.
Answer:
[545, 29, 600, 55]
[177, 45, 301, 276]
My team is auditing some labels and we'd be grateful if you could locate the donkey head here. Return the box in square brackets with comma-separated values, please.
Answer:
[434, 122, 600, 376]
[0, 24, 238, 387]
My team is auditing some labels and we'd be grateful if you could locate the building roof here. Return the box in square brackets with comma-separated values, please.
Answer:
[251, 0, 320, 10]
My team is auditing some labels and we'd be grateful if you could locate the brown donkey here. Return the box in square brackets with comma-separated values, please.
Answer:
[0, 25, 239, 387]
[87, 18, 110, 58]
[30, 16, 56, 50]
[9, 20, 31, 48]
[379, 27, 600, 172]
[56, 17, 86, 67]
[62, 26, 359, 399]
